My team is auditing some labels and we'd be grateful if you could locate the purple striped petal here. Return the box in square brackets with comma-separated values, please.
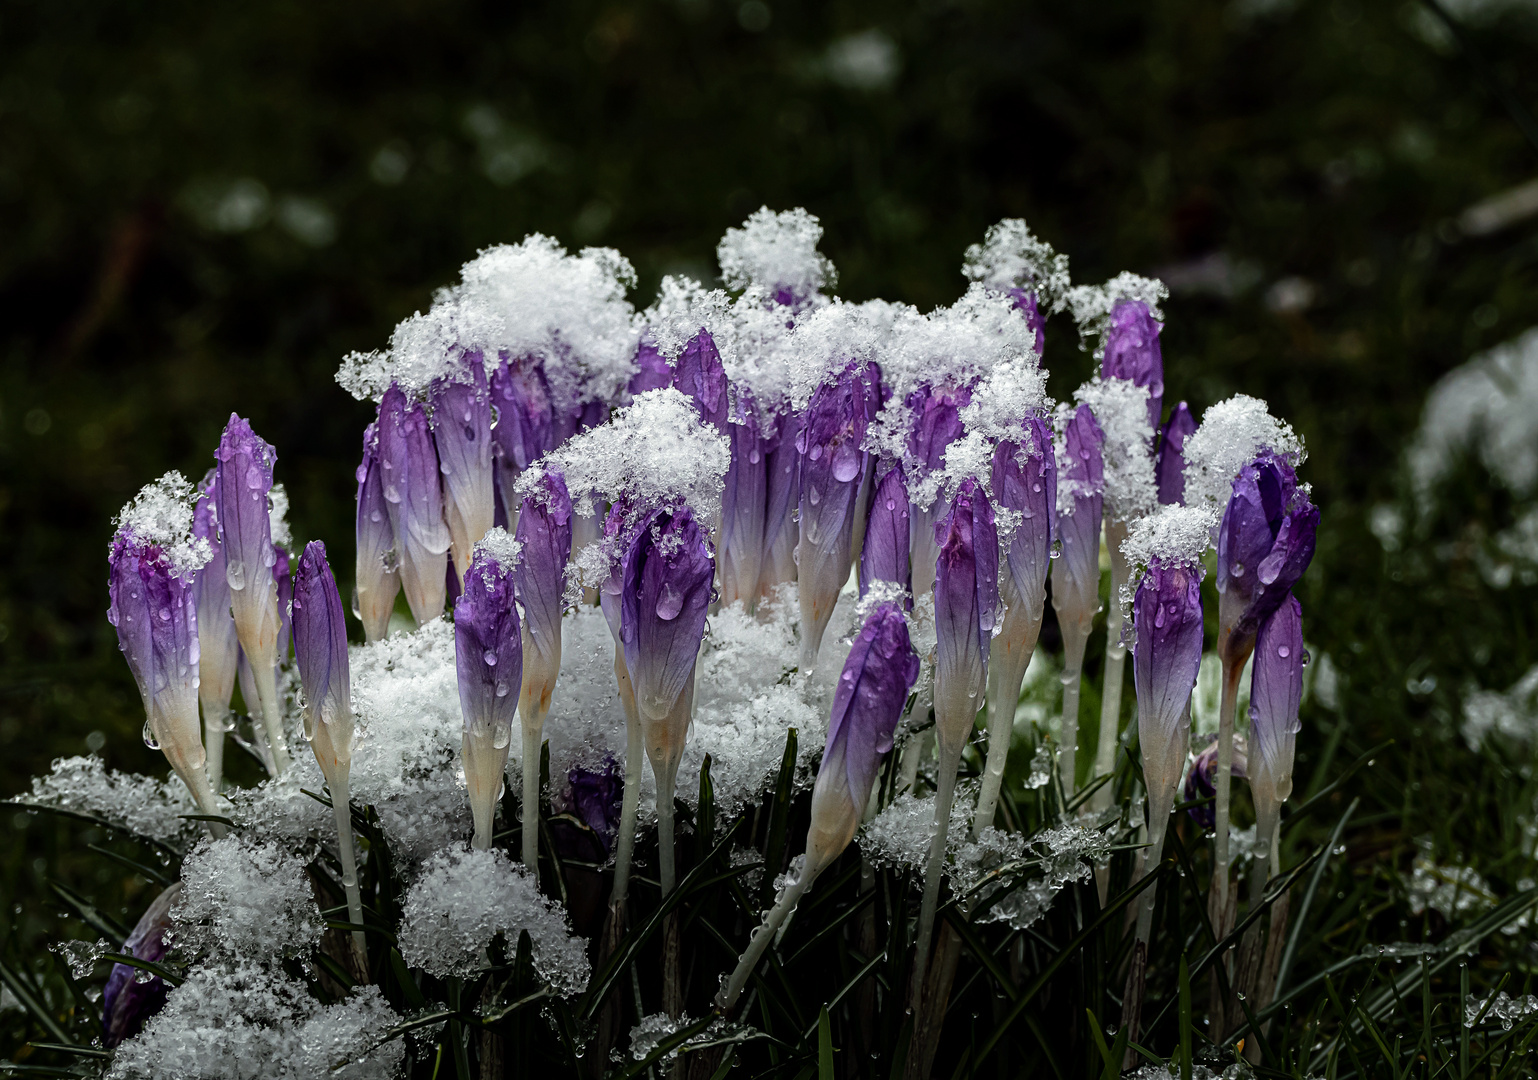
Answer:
[620, 507, 714, 721]
[378, 384, 451, 625]
[292, 540, 352, 739]
[1133, 557, 1205, 801]
[1155, 401, 1196, 507]
[1101, 299, 1165, 430]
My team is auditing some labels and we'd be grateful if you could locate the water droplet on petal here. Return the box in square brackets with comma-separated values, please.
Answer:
[483, 649, 497, 666]
[656, 582, 685, 620]
[142, 722, 160, 750]
[1278, 644, 1290, 658]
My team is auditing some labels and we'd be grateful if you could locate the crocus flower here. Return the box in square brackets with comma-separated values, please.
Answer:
[454, 531, 525, 850]
[292, 540, 367, 948]
[757, 407, 801, 596]
[192, 473, 239, 793]
[858, 462, 910, 601]
[796, 362, 881, 670]
[354, 422, 401, 643]
[1049, 405, 1105, 786]
[671, 329, 729, 434]
[102, 882, 181, 1048]
[567, 761, 624, 854]
[1004, 287, 1046, 355]
[273, 544, 292, 669]
[430, 358, 496, 590]
[629, 338, 674, 397]
[719, 395, 768, 609]
[905, 383, 971, 603]
[931, 479, 1000, 759]
[513, 472, 574, 873]
[378, 384, 452, 627]
[1155, 402, 1196, 506]
[1101, 299, 1164, 430]
[621, 506, 714, 893]
[977, 415, 1056, 834]
[1184, 734, 1249, 830]
[717, 601, 918, 1014]
[1133, 558, 1206, 832]
[489, 356, 555, 525]
[1215, 451, 1319, 669]
[1248, 593, 1303, 871]
[108, 480, 220, 816]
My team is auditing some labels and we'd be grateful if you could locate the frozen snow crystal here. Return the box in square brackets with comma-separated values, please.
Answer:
[112, 471, 213, 578]
[1066, 273, 1168, 356]
[1122, 504, 1218, 576]
[1403, 855, 1497, 921]
[1075, 377, 1156, 523]
[22, 755, 203, 846]
[1467, 990, 1538, 1030]
[960, 218, 1071, 310]
[397, 845, 589, 994]
[716, 206, 836, 297]
[171, 835, 322, 964]
[267, 483, 292, 549]
[1462, 665, 1538, 750]
[1182, 394, 1305, 515]
[626, 1012, 694, 1063]
[336, 295, 508, 403]
[107, 961, 404, 1080]
[977, 822, 1115, 930]
[858, 789, 973, 873]
[643, 276, 737, 366]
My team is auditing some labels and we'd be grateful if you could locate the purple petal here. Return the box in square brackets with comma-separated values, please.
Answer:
[378, 384, 450, 623]
[566, 760, 624, 852]
[214, 414, 277, 613]
[620, 507, 714, 720]
[193, 472, 239, 710]
[1248, 593, 1303, 795]
[905, 383, 971, 478]
[354, 422, 401, 641]
[859, 463, 911, 601]
[1100, 299, 1165, 430]
[102, 883, 180, 1047]
[1155, 401, 1196, 507]
[454, 541, 523, 736]
[671, 329, 729, 434]
[1184, 733, 1248, 829]
[1050, 405, 1105, 620]
[1216, 451, 1319, 657]
[107, 534, 200, 737]
[933, 480, 1000, 712]
[430, 358, 496, 583]
[720, 398, 769, 607]
[991, 415, 1056, 609]
[1133, 557, 1205, 795]
[292, 541, 351, 734]
[629, 338, 674, 398]
[758, 406, 802, 594]
[274, 544, 292, 666]
[1004, 287, 1046, 354]
[513, 472, 574, 668]
[823, 602, 921, 807]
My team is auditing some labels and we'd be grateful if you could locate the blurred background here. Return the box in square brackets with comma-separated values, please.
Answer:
[2, 0, 1537, 982]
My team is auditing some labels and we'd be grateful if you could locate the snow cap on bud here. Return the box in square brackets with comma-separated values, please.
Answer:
[859, 463, 911, 602]
[378, 384, 451, 626]
[806, 602, 920, 872]
[215, 415, 281, 668]
[1248, 593, 1304, 811]
[796, 362, 881, 669]
[108, 473, 217, 814]
[992, 415, 1056, 622]
[430, 358, 496, 589]
[1216, 451, 1318, 667]
[454, 529, 525, 845]
[354, 422, 401, 642]
[932, 479, 1000, 755]
[1132, 557, 1205, 819]
[291, 541, 354, 780]
[1156, 401, 1196, 506]
[513, 472, 573, 723]
[1101, 300, 1164, 430]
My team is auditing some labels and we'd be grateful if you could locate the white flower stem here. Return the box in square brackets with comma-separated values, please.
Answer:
[329, 770, 367, 961]
[202, 701, 228, 794]
[609, 644, 643, 911]
[1212, 658, 1244, 923]
[1092, 520, 1132, 816]
[520, 716, 545, 882]
[1056, 621, 1092, 795]
[717, 871, 814, 1014]
[910, 737, 963, 1007]
[975, 599, 1042, 838]
[250, 661, 292, 775]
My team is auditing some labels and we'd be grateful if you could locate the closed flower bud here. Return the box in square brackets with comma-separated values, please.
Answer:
[757, 407, 802, 597]
[1155, 401, 1196, 506]
[378, 384, 452, 627]
[859, 463, 911, 602]
[215, 415, 281, 670]
[1248, 593, 1304, 834]
[1184, 734, 1248, 830]
[720, 393, 769, 609]
[1101, 299, 1164, 430]
[291, 541, 354, 780]
[932, 479, 1000, 756]
[354, 422, 401, 642]
[429, 358, 496, 590]
[1133, 557, 1206, 815]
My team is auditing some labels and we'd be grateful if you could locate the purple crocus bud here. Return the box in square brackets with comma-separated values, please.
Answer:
[1248, 593, 1303, 835]
[859, 463, 910, 602]
[274, 544, 292, 668]
[192, 472, 239, 792]
[1133, 558, 1206, 828]
[1051, 405, 1106, 643]
[671, 329, 729, 434]
[567, 760, 624, 853]
[378, 384, 451, 627]
[1101, 299, 1165, 430]
[514, 471, 573, 726]
[1155, 402, 1197, 507]
[354, 422, 401, 643]
[1215, 452, 1319, 668]
[757, 407, 802, 596]
[932, 480, 1000, 755]
[215, 415, 281, 671]
[1004, 287, 1046, 355]
[102, 882, 181, 1047]
[621, 508, 714, 727]
[906, 383, 971, 602]
[489, 356, 555, 527]
[796, 362, 881, 670]
[430, 359, 496, 591]
[454, 530, 524, 849]
[720, 397, 768, 609]
[992, 415, 1057, 623]
[806, 602, 920, 871]
[630, 338, 674, 397]
[292, 541, 354, 775]
[108, 476, 219, 814]
[1184, 733, 1248, 830]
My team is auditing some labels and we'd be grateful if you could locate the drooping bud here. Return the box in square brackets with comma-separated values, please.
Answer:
[858, 463, 910, 602]
[1155, 401, 1197, 507]
[719, 395, 768, 609]
[378, 384, 452, 626]
[1215, 451, 1319, 669]
[454, 529, 524, 849]
[1101, 299, 1164, 431]
[354, 422, 401, 642]
[107, 474, 219, 816]
[796, 362, 881, 670]
[430, 358, 496, 590]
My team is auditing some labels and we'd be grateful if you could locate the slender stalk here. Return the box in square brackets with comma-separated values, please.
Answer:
[520, 721, 543, 882]
[910, 737, 963, 1006]
[976, 597, 1043, 837]
[717, 873, 812, 1013]
[1212, 658, 1244, 923]
[329, 770, 368, 963]
[655, 755, 682, 896]
[1056, 621, 1092, 794]
[249, 661, 293, 775]
[608, 644, 643, 911]
[202, 702, 229, 794]
[1092, 519, 1131, 816]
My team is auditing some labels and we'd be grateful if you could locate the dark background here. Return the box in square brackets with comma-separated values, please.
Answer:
[2, 0, 1537, 971]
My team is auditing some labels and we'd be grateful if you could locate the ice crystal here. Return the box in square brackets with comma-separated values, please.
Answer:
[396, 845, 589, 994]
[626, 1012, 694, 1063]
[112, 472, 213, 578]
[1182, 394, 1305, 515]
[1467, 991, 1538, 1030]
[858, 788, 973, 873]
[1462, 665, 1538, 749]
[52, 937, 113, 980]
[22, 755, 203, 846]
[976, 823, 1115, 930]
[1403, 855, 1497, 920]
[960, 218, 1071, 309]
[170, 835, 323, 964]
[716, 206, 835, 297]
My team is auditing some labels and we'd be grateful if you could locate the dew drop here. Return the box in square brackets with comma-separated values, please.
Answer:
[656, 582, 685, 621]
[483, 650, 497, 666]
[142, 722, 160, 750]
[1278, 644, 1290, 658]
